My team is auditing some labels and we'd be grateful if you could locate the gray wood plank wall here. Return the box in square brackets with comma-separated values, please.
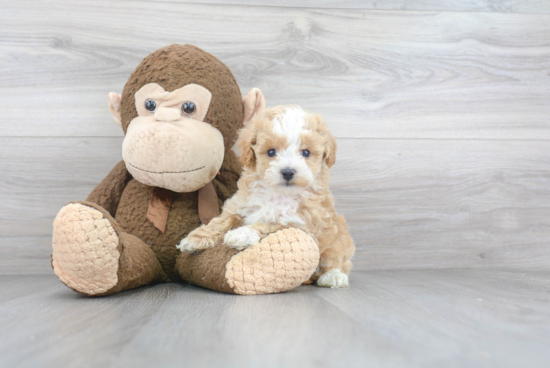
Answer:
[1, 0, 549, 274]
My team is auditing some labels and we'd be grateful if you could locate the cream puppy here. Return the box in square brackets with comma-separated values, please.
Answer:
[177, 106, 355, 288]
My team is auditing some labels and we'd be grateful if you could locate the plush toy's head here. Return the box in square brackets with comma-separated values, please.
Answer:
[107, 44, 265, 193]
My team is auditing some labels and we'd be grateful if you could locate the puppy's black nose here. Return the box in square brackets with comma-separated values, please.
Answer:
[281, 168, 295, 181]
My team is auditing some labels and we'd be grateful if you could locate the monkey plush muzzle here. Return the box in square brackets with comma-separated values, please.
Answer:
[121, 82, 224, 193]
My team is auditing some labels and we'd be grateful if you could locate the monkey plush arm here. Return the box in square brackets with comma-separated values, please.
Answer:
[86, 160, 131, 217]
[212, 150, 241, 203]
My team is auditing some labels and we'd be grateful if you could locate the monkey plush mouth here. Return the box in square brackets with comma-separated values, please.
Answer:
[127, 162, 205, 174]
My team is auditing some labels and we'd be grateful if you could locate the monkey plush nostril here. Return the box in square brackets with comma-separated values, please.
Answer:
[281, 168, 295, 181]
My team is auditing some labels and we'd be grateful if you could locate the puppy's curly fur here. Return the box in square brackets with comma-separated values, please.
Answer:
[177, 106, 355, 287]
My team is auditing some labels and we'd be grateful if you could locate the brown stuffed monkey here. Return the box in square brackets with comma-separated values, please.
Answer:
[51, 44, 319, 296]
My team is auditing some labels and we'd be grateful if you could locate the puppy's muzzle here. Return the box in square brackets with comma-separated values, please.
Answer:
[281, 168, 295, 182]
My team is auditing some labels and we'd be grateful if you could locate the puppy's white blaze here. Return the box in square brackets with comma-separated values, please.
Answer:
[272, 107, 308, 147]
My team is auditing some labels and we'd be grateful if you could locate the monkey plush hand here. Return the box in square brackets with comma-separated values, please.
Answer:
[51, 44, 319, 296]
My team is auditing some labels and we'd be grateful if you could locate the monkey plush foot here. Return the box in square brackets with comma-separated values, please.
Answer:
[226, 228, 320, 295]
[52, 203, 121, 295]
[177, 228, 320, 295]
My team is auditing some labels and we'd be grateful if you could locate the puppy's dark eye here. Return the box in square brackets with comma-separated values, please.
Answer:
[181, 101, 196, 115]
[301, 149, 310, 158]
[145, 99, 156, 112]
[267, 149, 276, 157]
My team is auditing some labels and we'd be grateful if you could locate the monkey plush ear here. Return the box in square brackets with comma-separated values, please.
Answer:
[108, 92, 122, 128]
[242, 88, 265, 125]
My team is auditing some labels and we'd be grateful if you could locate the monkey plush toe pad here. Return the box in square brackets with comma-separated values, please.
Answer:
[225, 228, 320, 295]
[52, 203, 120, 295]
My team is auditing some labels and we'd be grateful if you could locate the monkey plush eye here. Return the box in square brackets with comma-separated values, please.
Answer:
[301, 149, 310, 158]
[144, 99, 156, 112]
[181, 101, 196, 115]
[267, 149, 276, 157]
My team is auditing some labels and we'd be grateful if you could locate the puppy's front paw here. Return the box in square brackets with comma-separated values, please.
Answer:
[176, 237, 195, 252]
[176, 234, 217, 252]
[224, 227, 260, 250]
[317, 269, 349, 288]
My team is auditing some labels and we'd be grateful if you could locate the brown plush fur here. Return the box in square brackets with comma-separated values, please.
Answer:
[86, 160, 132, 217]
[176, 245, 240, 294]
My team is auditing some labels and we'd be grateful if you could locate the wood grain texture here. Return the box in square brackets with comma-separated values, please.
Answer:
[1, 137, 549, 274]
[156, 0, 550, 13]
[1, 1, 550, 139]
[1, 1, 549, 275]
[1, 271, 549, 368]
[0, 237, 54, 275]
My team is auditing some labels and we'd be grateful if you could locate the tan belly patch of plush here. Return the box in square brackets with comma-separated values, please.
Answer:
[225, 228, 320, 295]
[52, 203, 120, 295]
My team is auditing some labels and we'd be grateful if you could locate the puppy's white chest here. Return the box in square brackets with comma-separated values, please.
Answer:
[239, 193, 304, 226]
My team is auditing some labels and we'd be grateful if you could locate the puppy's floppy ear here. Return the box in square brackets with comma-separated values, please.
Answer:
[323, 130, 337, 168]
[238, 123, 257, 169]
[314, 114, 337, 168]
[242, 88, 265, 126]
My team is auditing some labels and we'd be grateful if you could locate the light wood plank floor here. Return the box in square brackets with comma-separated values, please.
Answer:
[1, 271, 549, 368]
